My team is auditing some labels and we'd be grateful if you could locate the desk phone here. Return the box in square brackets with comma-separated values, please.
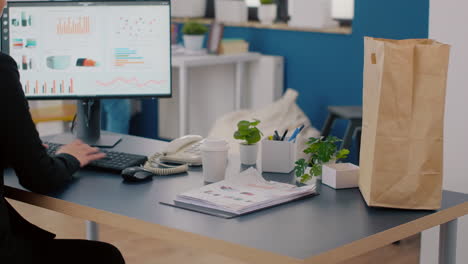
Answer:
[159, 135, 204, 166]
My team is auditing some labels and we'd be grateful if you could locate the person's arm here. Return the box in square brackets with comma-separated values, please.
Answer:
[1, 54, 103, 194]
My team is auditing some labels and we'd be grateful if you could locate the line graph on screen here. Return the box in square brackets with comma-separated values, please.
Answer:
[96, 77, 167, 88]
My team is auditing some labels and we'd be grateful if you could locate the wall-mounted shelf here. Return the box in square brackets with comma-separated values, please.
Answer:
[172, 18, 352, 35]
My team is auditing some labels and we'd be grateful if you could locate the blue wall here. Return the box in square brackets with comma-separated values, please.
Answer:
[222, 0, 429, 132]
[216, 0, 428, 162]
[141, 0, 429, 160]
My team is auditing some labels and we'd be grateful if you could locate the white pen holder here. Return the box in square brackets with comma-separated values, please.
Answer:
[261, 138, 297, 173]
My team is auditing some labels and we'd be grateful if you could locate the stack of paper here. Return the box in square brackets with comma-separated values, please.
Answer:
[175, 168, 316, 215]
[172, 45, 208, 56]
[219, 39, 249, 55]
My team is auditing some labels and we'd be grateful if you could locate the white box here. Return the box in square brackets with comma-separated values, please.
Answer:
[331, 0, 355, 21]
[322, 163, 359, 189]
[171, 0, 207, 18]
[215, 0, 248, 24]
[261, 138, 296, 173]
[288, 0, 338, 28]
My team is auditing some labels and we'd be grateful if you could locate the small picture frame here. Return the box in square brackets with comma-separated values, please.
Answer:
[207, 22, 224, 54]
[171, 23, 179, 45]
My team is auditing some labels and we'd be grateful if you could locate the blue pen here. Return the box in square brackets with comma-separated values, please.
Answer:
[288, 125, 305, 142]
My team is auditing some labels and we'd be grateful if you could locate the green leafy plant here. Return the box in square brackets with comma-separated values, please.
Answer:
[233, 120, 263, 145]
[295, 136, 350, 183]
[182, 21, 208, 35]
[260, 0, 275, 4]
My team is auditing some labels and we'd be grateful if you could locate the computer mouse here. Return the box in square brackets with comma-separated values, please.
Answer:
[121, 167, 154, 183]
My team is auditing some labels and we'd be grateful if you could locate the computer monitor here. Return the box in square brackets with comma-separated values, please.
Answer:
[1, 0, 171, 147]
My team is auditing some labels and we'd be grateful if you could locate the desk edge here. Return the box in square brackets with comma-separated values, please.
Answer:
[304, 201, 468, 264]
[7, 185, 467, 264]
[5, 186, 302, 264]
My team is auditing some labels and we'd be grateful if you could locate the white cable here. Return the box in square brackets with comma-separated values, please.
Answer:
[143, 153, 189, 176]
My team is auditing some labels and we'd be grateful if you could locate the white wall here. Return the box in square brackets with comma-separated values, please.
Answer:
[158, 56, 284, 139]
[422, 0, 468, 263]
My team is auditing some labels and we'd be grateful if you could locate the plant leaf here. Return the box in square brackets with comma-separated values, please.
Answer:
[250, 119, 261, 126]
[237, 120, 250, 130]
[233, 131, 243, 140]
[245, 127, 261, 144]
[182, 21, 208, 35]
[296, 135, 349, 179]
[300, 174, 312, 184]
[239, 130, 250, 136]
[311, 164, 322, 176]
[336, 148, 350, 160]
[234, 119, 263, 144]
[307, 137, 320, 145]
[294, 159, 307, 178]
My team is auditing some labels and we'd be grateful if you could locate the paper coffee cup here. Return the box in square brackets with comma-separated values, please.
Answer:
[200, 138, 229, 183]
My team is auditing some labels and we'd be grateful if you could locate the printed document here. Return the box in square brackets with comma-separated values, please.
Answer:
[176, 168, 316, 215]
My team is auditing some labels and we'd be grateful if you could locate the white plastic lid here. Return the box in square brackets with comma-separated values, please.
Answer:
[200, 138, 229, 152]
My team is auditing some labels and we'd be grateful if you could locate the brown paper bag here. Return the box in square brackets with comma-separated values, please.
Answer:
[359, 37, 451, 210]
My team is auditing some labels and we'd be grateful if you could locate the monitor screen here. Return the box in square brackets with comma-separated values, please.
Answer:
[1, 0, 171, 99]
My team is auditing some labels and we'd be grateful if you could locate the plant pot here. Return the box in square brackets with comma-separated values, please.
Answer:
[315, 160, 336, 180]
[258, 4, 277, 25]
[183, 35, 205, 51]
[239, 143, 259, 165]
[300, 174, 318, 186]
[172, 0, 207, 18]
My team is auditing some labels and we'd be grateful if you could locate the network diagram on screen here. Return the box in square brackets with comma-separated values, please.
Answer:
[4, 1, 171, 98]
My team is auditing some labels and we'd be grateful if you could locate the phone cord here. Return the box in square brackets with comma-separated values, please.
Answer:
[143, 153, 189, 176]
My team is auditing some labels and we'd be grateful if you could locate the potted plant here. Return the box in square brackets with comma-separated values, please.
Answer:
[182, 21, 209, 51]
[234, 119, 263, 165]
[295, 136, 350, 184]
[258, 0, 277, 25]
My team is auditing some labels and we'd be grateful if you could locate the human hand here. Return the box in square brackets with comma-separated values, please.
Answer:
[56, 140, 106, 167]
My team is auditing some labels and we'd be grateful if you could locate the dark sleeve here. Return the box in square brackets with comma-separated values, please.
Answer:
[0, 54, 80, 194]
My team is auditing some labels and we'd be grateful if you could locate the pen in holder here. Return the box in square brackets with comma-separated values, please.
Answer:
[261, 138, 296, 173]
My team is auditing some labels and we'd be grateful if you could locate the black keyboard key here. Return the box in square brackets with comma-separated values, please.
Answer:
[44, 142, 147, 172]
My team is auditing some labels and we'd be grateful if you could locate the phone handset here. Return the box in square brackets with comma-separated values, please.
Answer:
[160, 135, 204, 166]
[142, 135, 204, 176]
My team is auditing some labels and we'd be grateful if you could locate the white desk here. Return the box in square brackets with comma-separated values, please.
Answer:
[171, 52, 261, 137]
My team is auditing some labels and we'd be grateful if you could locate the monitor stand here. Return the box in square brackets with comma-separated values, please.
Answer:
[49, 99, 122, 148]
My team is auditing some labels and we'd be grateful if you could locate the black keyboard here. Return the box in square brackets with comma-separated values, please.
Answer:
[45, 142, 148, 172]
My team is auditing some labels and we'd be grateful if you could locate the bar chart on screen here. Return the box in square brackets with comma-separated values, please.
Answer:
[56, 16, 91, 35]
[114, 48, 145, 67]
[23, 78, 75, 96]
